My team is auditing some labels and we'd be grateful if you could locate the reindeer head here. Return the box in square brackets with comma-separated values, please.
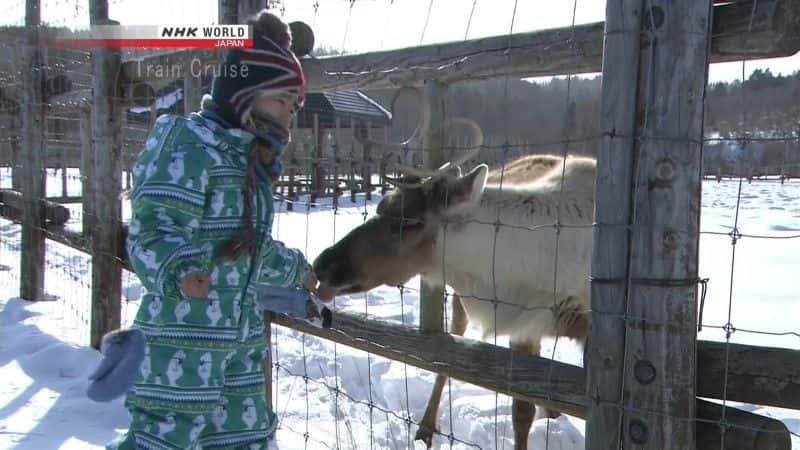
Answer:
[313, 85, 487, 296]
[313, 162, 488, 296]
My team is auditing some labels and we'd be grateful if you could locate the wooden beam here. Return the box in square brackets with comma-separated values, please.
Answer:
[183, 56, 201, 114]
[620, 1, 711, 444]
[698, 341, 800, 411]
[333, 116, 342, 208]
[272, 312, 790, 450]
[310, 112, 321, 204]
[349, 117, 357, 204]
[46, 195, 84, 204]
[420, 80, 446, 334]
[696, 398, 791, 450]
[588, 0, 713, 448]
[274, 311, 586, 417]
[89, 0, 123, 350]
[219, 0, 261, 25]
[586, 0, 639, 444]
[120, 0, 800, 89]
[711, 0, 800, 62]
[43, 224, 92, 255]
[79, 108, 94, 236]
[20, 0, 46, 302]
[46, 88, 91, 111]
[363, 119, 373, 201]
[0, 73, 74, 106]
[218, 0, 237, 25]
[9, 106, 21, 191]
[0, 189, 70, 225]
[236, 0, 262, 22]
[703, 140, 800, 178]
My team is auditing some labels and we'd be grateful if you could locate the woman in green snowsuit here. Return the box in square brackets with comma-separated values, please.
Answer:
[108, 12, 322, 450]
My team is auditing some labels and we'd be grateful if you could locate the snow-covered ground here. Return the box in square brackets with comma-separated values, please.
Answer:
[0, 168, 798, 449]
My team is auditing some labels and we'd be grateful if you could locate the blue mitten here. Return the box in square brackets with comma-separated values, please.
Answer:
[86, 328, 146, 402]
[256, 285, 332, 329]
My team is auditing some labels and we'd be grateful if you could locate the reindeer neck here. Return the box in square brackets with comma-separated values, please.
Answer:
[443, 182, 594, 231]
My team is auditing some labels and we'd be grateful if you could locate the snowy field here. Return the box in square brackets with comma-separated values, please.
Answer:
[0, 168, 798, 449]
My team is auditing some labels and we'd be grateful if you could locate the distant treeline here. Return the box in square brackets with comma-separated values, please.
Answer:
[358, 68, 800, 154]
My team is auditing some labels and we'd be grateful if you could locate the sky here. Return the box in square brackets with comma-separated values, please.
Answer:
[1, 0, 799, 83]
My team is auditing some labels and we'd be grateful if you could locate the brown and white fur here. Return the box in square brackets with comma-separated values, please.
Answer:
[313, 155, 595, 449]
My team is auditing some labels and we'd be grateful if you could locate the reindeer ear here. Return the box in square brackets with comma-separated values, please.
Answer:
[440, 164, 488, 217]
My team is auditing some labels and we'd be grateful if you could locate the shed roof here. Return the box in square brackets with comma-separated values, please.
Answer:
[299, 90, 391, 127]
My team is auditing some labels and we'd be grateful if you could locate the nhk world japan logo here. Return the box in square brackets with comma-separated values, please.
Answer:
[50, 25, 253, 48]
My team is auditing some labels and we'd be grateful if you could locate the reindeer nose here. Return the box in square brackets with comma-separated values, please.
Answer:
[313, 247, 355, 288]
[312, 249, 335, 283]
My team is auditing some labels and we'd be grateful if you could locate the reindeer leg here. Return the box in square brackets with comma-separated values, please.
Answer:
[510, 340, 539, 450]
[534, 302, 590, 422]
[415, 294, 468, 448]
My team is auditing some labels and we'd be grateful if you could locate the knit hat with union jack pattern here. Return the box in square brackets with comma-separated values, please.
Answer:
[210, 15, 306, 130]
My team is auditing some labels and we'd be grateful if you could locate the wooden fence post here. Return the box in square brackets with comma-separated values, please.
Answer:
[10, 114, 22, 191]
[350, 117, 357, 203]
[379, 157, 387, 195]
[89, 0, 123, 350]
[218, 0, 238, 25]
[183, 56, 201, 115]
[333, 117, 341, 209]
[586, 0, 712, 448]
[285, 116, 297, 211]
[310, 113, 321, 205]
[80, 108, 94, 236]
[363, 119, 373, 201]
[419, 80, 446, 333]
[60, 145, 68, 199]
[20, 0, 46, 302]
[380, 125, 389, 194]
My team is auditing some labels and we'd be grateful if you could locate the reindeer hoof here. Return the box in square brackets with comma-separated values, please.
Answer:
[414, 425, 437, 448]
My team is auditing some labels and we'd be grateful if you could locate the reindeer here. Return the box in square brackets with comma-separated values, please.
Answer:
[313, 87, 596, 449]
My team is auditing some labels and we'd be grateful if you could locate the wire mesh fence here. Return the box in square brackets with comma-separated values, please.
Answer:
[0, 0, 799, 449]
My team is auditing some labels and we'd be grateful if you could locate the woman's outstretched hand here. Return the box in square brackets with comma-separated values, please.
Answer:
[304, 271, 335, 303]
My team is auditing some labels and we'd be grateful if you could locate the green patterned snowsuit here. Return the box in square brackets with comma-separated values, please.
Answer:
[108, 111, 310, 450]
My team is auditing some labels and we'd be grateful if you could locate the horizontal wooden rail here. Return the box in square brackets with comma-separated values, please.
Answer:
[272, 311, 800, 412]
[276, 311, 588, 414]
[118, 0, 800, 90]
[698, 340, 800, 411]
[0, 189, 70, 225]
[274, 312, 791, 449]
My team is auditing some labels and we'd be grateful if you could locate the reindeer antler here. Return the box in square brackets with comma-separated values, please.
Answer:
[393, 116, 484, 180]
[362, 86, 485, 189]
[355, 86, 430, 150]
